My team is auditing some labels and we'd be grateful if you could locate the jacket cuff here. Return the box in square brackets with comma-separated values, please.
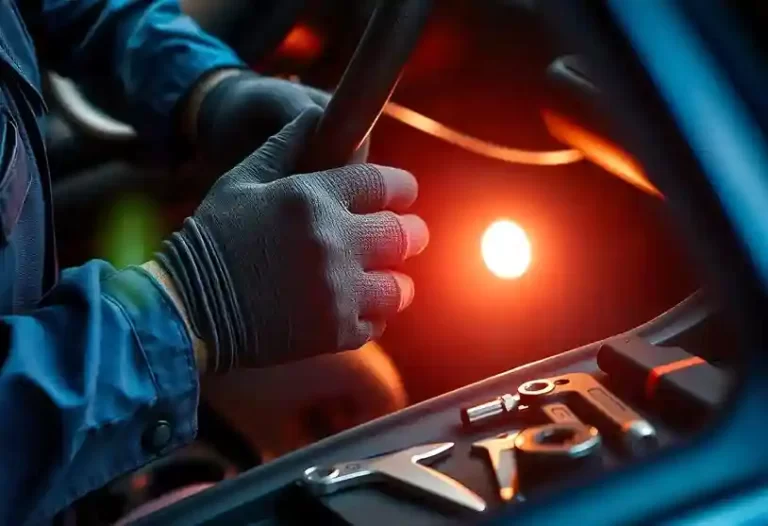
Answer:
[101, 266, 199, 453]
[29, 264, 201, 525]
[119, 3, 247, 145]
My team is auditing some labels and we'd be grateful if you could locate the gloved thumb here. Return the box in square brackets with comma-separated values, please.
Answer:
[242, 105, 324, 183]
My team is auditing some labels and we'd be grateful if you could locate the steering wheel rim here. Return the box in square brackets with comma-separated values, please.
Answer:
[46, 72, 138, 142]
[301, 0, 434, 171]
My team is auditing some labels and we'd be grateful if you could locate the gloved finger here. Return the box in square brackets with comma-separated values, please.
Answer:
[302, 85, 332, 108]
[267, 83, 323, 124]
[338, 319, 386, 351]
[356, 213, 429, 269]
[315, 164, 418, 214]
[357, 318, 387, 345]
[358, 271, 415, 320]
[338, 318, 378, 352]
[243, 106, 324, 183]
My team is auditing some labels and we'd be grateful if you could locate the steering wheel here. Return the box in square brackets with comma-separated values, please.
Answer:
[299, 0, 432, 170]
[49, 0, 433, 171]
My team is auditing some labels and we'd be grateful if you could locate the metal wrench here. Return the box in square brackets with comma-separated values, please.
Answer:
[517, 373, 658, 455]
[472, 423, 601, 502]
[301, 442, 487, 512]
[472, 431, 521, 502]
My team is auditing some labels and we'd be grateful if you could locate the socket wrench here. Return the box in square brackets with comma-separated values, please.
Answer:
[517, 373, 657, 455]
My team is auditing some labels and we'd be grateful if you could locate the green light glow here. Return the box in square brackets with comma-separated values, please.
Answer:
[98, 195, 164, 268]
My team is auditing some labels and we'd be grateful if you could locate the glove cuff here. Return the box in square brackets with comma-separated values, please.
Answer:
[194, 70, 259, 145]
[157, 218, 248, 373]
[175, 67, 253, 150]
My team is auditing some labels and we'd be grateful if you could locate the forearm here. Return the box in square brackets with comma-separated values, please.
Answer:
[0, 261, 198, 524]
[29, 0, 246, 142]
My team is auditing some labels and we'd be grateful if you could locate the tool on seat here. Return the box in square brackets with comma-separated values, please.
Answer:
[460, 394, 520, 428]
[514, 422, 601, 463]
[538, 401, 582, 425]
[461, 391, 601, 431]
[517, 373, 657, 456]
[472, 431, 521, 502]
[597, 336, 729, 422]
[301, 442, 487, 512]
[472, 421, 601, 503]
[460, 375, 654, 456]
[513, 422, 602, 489]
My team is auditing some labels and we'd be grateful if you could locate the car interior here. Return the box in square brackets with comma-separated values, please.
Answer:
[47, 0, 768, 524]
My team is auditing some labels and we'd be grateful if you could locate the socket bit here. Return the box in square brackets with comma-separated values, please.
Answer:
[461, 394, 520, 428]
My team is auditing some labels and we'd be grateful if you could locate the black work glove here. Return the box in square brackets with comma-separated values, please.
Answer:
[158, 107, 428, 372]
[196, 72, 359, 174]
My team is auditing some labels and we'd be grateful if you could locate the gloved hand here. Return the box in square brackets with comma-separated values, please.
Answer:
[158, 106, 428, 372]
[194, 71, 354, 173]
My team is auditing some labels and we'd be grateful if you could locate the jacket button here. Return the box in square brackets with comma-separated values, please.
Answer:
[143, 420, 173, 453]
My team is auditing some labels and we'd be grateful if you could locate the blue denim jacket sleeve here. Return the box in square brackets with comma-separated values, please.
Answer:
[0, 260, 198, 526]
[32, 0, 246, 142]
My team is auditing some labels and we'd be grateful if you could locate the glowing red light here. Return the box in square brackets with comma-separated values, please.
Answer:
[276, 24, 323, 62]
[482, 220, 532, 279]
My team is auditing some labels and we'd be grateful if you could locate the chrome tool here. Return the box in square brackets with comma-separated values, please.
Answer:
[301, 442, 487, 512]
[472, 431, 521, 502]
[518, 373, 658, 455]
[460, 393, 520, 429]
